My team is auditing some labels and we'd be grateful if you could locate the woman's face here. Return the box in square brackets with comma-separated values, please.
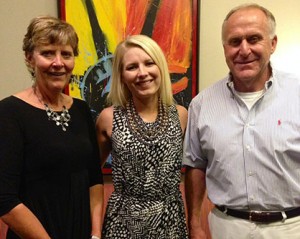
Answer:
[121, 46, 161, 101]
[27, 44, 75, 92]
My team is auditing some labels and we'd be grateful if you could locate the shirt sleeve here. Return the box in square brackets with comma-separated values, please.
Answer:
[0, 98, 23, 216]
[81, 101, 104, 186]
[183, 95, 208, 169]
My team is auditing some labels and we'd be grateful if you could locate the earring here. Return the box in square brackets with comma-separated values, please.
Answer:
[70, 75, 76, 90]
[31, 69, 36, 86]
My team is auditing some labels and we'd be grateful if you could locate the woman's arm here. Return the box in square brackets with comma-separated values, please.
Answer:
[176, 104, 188, 135]
[95, 107, 113, 167]
[1, 204, 51, 239]
[89, 184, 104, 238]
[0, 99, 50, 238]
[92, 106, 113, 238]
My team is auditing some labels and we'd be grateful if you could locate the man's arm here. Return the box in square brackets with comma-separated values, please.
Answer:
[184, 166, 207, 239]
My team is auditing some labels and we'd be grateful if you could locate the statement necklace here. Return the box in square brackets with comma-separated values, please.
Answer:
[126, 98, 169, 145]
[33, 86, 71, 131]
[44, 104, 71, 131]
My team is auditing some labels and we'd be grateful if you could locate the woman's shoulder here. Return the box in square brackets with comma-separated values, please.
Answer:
[71, 98, 92, 113]
[0, 95, 27, 111]
[0, 96, 34, 127]
[0, 95, 15, 105]
[171, 104, 187, 118]
[96, 106, 114, 130]
[173, 104, 188, 132]
[97, 106, 114, 121]
[175, 104, 187, 114]
[70, 97, 85, 106]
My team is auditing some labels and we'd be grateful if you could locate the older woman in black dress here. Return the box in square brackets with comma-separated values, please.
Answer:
[0, 16, 104, 239]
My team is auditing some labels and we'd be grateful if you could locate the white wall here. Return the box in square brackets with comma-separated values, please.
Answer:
[199, 0, 300, 91]
[0, 0, 58, 99]
[1, 0, 300, 99]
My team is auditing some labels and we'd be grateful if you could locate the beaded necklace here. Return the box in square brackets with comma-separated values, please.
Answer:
[44, 104, 71, 131]
[126, 98, 169, 145]
[33, 86, 71, 131]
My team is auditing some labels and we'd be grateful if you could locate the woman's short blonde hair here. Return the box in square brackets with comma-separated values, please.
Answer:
[23, 15, 79, 72]
[107, 34, 174, 107]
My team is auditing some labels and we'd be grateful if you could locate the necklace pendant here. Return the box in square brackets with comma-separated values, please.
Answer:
[44, 103, 71, 131]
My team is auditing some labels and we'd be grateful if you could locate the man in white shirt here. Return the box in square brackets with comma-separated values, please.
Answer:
[184, 3, 300, 239]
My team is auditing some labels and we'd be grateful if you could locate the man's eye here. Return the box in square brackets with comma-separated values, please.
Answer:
[247, 36, 262, 44]
[228, 38, 242, 47]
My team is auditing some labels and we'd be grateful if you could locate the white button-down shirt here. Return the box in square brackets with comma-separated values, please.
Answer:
[183, 68, 300, 210]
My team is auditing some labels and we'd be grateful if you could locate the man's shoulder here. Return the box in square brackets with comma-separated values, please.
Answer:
[191, 76, 229, 104]
[273, 68, 300, 80]
[272, 68, 300, 90]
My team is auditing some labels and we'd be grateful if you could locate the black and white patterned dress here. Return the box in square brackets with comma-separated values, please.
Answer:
[102, 104, 188, 239]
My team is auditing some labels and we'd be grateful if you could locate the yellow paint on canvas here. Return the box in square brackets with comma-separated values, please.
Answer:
[66, 0, 98, 76]
[65, 0, 101, 98]
[92, 0, 127, 52]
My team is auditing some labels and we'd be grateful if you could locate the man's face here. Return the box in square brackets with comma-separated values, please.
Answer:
[222, 8, 277, 92]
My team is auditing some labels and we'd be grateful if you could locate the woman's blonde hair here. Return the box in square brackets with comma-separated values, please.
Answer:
[107, 34, 174, 107]
[23, 15, 79, 73]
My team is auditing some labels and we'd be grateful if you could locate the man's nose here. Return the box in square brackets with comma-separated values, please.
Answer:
[239, 39, 251, 56]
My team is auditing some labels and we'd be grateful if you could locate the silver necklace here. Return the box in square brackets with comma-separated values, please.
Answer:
[44, 103, 71, 131]
[33, 86, 71, 131]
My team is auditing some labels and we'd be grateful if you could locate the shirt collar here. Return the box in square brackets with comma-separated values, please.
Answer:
[226, 66, 274, 96]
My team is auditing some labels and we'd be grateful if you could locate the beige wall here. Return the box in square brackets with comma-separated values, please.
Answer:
[1, 0, 300, 99]
[199, 0, 300, 91]
[0, 0, 58, 100]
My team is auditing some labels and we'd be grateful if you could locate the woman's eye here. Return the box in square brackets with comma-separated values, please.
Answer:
[146, 61, 155, 66]
[41, 51, 54, 57]
[126, 65, 137, 71]
[61, 52, 73, 59]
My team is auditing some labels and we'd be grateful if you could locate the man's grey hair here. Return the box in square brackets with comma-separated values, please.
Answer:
[222, 3, 276, 43]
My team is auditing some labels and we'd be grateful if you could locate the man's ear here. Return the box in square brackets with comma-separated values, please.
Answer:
[271, 35, 278, 54]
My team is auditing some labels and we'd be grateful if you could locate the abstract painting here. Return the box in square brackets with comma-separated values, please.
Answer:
[58, 0, 199, 172]
[59, 0, 198, 118]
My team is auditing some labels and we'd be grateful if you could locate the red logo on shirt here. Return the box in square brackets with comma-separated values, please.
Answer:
[278, 120, 281, 125]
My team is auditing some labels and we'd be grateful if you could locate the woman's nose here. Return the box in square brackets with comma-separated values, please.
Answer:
[53, 54, 64, 66]
[137, 65, 147, 78]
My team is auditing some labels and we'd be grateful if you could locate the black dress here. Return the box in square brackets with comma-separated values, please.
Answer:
[102, 104, 188, 239]
[0, 96, 103, 239]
